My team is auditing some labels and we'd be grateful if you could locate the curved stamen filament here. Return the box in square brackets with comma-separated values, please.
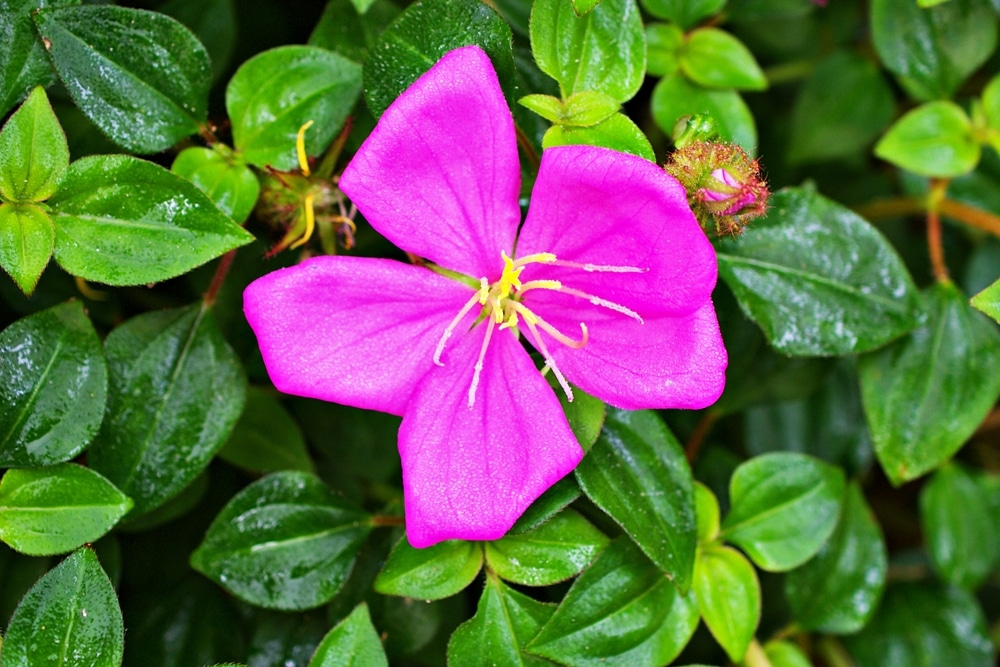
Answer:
[296, 120, 314, 176]
[290, 193, 316, 249]
[468, 316, 496, 407]
[517, 280, 643, 324]
[434, 283, 488, 366]
[520, 314, 574, 403]
[550, 259, 647, 274]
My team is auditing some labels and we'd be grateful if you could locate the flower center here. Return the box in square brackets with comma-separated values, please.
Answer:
[433, 251, 645, 408]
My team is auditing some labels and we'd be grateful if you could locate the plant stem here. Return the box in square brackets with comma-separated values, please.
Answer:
[817, 636, 857, 667]
[684, 410, 718, 463]
[371, 515, 405, 527]
[743, 639, 773, 667]
[515, 123, 540, 172]
[927, 179, 950, 283]
[204, 250, 237, 307]
[939, 198, 1000, 236]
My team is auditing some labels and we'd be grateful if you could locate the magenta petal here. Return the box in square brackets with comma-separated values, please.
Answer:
[399, 328, 583, 548]
[517, 145, 717, 317]
[244, 256, 476, 416]
[339, 46, 520, 279]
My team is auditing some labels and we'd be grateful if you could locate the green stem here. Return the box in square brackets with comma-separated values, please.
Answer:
[742, 638, 773, 667]
[816, 636, 857, 667]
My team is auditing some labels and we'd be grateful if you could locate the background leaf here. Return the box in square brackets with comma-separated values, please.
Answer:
[310, 603, 388, 667]
[0, 0, 76, 118]
[680, 28, 766, 91]
[874, 101, 979, 178]
[651, 73, 756, 151]
[217, 386, 315, 475]
[171, 147, 260, 224]
[640, 0, 726, 29]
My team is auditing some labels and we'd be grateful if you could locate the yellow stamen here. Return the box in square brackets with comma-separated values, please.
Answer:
[290, 193, 316, 249]
[499, 250, 524, 296]
[296, 120, 314, 176]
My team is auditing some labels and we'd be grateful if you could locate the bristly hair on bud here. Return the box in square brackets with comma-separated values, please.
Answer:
[665, 141, 770, 237]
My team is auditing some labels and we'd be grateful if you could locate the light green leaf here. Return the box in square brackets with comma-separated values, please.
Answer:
[645, 22, 684, 78]
[310, 603, 388, 667]
[0, 86, 68, 202]
[374, 537, 482, 600]
[651, 73, 756, 152]
[0, 203, 54, 295]
[875, 101, 979, 177]
[543, 112, 655, 162]
[693, 545, 760, 663]
[171, 146, 260, 224]
[641, 0, 726, 29]
[680, 28, 767, 91]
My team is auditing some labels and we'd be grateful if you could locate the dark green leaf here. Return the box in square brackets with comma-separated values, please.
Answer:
[641, 0, 726, 29]
[0, 0, 76, 118]
[859, 281, 1000, 485]
[575, 409, 696, 590]
[33, 4, 211, 152]
[527, 538, 699, 666]
[721, 452, 846, 571]
[89, 303, 246, 516]
[875, 101, 979, 177]
[971, 276, 1000, 324]
[542, 112, 655, 162]
[0, 86, 68, 202]
[509, 476, 581, 535]
[246, 610, 328, 667]
[0, 203, 54, 296]
[529, 0, 644, 103]
[870, 0, 997, 101]
[448, 574, 555, 666]
[785, 482, 887, 633]
[2, 548, 123, 667]
[843, 581, 992, 667]
[680, 28, 766, 91]
[486, 509, 608, 586]
[693, 545, 760, 663]
[363, 0, 515, 119]
[226, 45, 362, 172]
[645, 23, 683, 78]
[158, 0, 236, 81]
[190, 471, 371, 610]
[374, 537, 482, 601]
[310, 603, 388, 667]
[218, 386, 315, 474]
[651, 73, 756, 152]
[0, 301, 106, 467]
[717, 187, 922, 356]
[308, 0, 400, 64]
[0, 464, 131, 556]
[920, 463, 1000, 589]
[49, 154, 254, 286]
[788, 51, 896, 165]
[171, 146, 260, 224]
[549, 377, 606, 453]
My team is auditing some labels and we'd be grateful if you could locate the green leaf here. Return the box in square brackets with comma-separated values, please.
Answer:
[0, 464, 131, 557]
[33, 4, 211, 153]
[191, 471, 372, 611]
[519, 94, 564, 124]
[527, 538, 699, 666]
[575, 409, 696, 590]
[559, 91, 620, 127]
[721, 452, 846, 571]
[971, 276, 1000, 324]
[693, 545, 760, 663]
[0, 0, 76, 118]
[0, 301, 106, 467]
[764, 640, 813, 667]
[645, 23, 684, 78]
[843, 581, 993, 667]
[651, 73, 756, 152]
[171, 146, 260, 224]
[920, 463, 1000, 589]
[695, 482, 720, 544]
[48, 154, 253, 286]
[530, 0, 645, 103]
[870, 0, 997, 101]
[859, 281, 1000, 485]
[784, 482, 887, 634]
[486, 509, 608, 586]
[509, 476, 582, 535]
[543, 112, 655, 162]
[89, 303, 246, 516]
[641, 0, 726, 29]
[363, 0, 515, 119]
[0, 86, 68, 202]
[680, 28, 766, 91]
[0, 203, 54, 295]
[875, 101, 979, 178]
[2, 548, 123, 667]
[550, 378, 606, 454]
[448, 574, 555, 666]
[309, 0, 401, 65]
[218, 386, 315, 474]
[717, 187, 922, 356]
[374, 537, 482, 600]
[158, 0, 236, 82]
[787, 51, 896, 165]
[245, 611, 338, 667]
[226, 45, 362, 172]
[311, 603, 388, 667]
[982, 74, 1000, 131]
[571, 0, 603, 14]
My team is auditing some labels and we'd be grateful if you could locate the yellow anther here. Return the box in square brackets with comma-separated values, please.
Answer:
[291, 193, 316, 249]
[499, 250, 524, 296]
[478, 278, 490, 304]
[296, 120, 314, 176]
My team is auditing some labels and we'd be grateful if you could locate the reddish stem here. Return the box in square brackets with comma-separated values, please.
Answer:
[204, 250, 237, 307]
[684, 411, 718, 463]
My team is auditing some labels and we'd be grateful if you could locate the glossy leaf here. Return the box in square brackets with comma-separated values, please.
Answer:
[48, 154, 253, 286]
[859, 281, 1000, 485]
[0, 203, 54, 296]
[171, 146, 260, 224]
[191, 471, 372, 610]
[245, 611, 328, 667]
[0, 464, 131, 556]
[542, 112, 655, 162]
[575, 409, 696, 590]
[448, 575, 555, 666]
[33, 4, 211, 152]
[218, 386, 315, 474]
[785, 482, 887, 634]
[311, 603, 388, 667]
[0, 86, 68, 202]
[363, 0, 515, 118]
[550, 377, 606, 453]
[560, 91, 620, 127]
[875, 101, 979, 178]
[374, 537, 482, 601]
[485, 509, 608, 586]
[693, 545, 760, 663]
[2, 548, 123, 667]
[843, 581, 992, 667]
[530, 0, 645, 102]
[764, 641, 812, 667]
[309, 0, 401, 64]
[227, 45, 362, 172]
[0, 301, 106, 467]
[651, 73, 756, 151]
[645, 23, 683, 78]
[509, 475, 581, 535]
[920, 463, 1000, 589]
[721, 452, 846, 571]
[527, 538, 699, 666]
[970, 276, 1000, 324]
[695, 482, 720, 544]
[641, 0, 726, 28]
[680, 28, 766, 91]
[717, 188, 922, 356]
[89, 303, 246, 516]
[0, 0, 76, 117]
[870, 0, 997, 101]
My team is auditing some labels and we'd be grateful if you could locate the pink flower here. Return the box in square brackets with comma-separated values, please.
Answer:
[243, 46, 727, 548]
[702, 168, 758, 215]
